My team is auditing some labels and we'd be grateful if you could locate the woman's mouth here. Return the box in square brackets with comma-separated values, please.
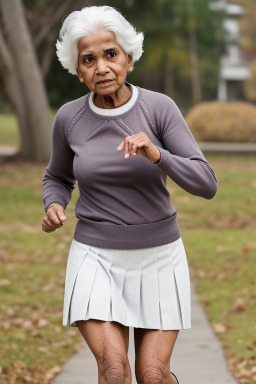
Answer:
[96, 80, 113, 86]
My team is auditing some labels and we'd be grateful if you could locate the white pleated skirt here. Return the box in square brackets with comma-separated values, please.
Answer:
[62, 237, 191, 330]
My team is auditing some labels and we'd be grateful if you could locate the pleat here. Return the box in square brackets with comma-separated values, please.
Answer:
[69, 247, 99, 325]
[109, 249, 127, 325]
[86, 247, 115, 321]
[171, 238, 191, 329]
[63, 238, 191, 330]
[138, 247, 160, 329]
[157, 243, 182, 329]
[63, 240, 91, 326]
[122, 249, 142, 326]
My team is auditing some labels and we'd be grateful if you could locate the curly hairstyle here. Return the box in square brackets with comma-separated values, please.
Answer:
[56, 6, 144, 75]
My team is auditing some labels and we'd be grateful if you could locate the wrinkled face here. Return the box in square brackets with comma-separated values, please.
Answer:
[76, 29, 134, 96]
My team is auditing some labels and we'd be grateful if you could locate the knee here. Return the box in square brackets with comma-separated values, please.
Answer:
[97, 345, 131, 384]
[136, 359, 169, 384]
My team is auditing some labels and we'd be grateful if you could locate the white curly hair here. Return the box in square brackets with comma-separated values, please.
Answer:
[56, 6, 144, 75]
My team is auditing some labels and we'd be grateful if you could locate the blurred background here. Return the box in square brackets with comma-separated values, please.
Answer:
[0, 0, 255, 383]
[1, 0, 256, 161]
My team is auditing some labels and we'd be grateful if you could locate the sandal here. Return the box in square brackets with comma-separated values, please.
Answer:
[171, 371, 179, 384]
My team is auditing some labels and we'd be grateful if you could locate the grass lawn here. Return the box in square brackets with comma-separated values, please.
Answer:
[0, 115, 256, 383]
[0, 113, 19, 147]
[0, 110, 57, 148]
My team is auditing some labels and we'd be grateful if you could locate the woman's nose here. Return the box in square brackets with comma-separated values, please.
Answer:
[96, 58, 110, 75]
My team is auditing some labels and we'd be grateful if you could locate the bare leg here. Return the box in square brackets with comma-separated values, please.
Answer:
[76, 319, 131, 384]
[134, 327, 179, 384]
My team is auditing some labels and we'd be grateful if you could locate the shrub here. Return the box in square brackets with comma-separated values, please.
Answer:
[185, 101, 256, 142]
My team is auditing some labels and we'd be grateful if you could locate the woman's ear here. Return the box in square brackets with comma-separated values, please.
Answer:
[76, 68, 84, 83]
[127, 54, 134, 73]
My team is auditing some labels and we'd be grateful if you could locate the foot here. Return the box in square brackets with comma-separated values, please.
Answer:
[171, 371, 179, 384]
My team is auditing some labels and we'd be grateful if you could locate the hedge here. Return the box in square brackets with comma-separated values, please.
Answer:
[185, 101, 256, 142]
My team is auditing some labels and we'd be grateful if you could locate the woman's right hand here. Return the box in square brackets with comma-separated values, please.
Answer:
[42, 203, 67, 233]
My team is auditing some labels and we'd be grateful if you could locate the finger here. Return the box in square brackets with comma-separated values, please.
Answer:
[128, 141, 137, 155]
[43, 219, 55, 231]
[55, 206, 66, 222]
[124, 139, 130, 158]
[136, 139, 148, 148]
[131, 143, 137, 155]
[117, 141, 124, 151]
[42, 221, 55, 232]
[43, 215, 52, 227]
[47, 211, 61, 225]
[42, 224, 53, 233]
[43, 216, 62, 230]
[134, 140, 152, 158]
[47, 207, 65, 225]
[43, 222, 62, 232]
[128, 140, 134, 154]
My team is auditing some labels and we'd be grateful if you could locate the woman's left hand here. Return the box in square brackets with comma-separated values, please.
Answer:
[117, 133, 161, 164]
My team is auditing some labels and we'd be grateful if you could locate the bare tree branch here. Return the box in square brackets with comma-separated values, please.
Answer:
[34, 0, 73, 48]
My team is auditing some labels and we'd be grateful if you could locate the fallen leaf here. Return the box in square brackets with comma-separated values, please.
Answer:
[197, 269, 206, 278]
[23, 320, 33, 328]
[233, 297, 246, 313]
[236, 368, 256, 379]
[216, 272, 229, 280]
[213, 323, 227, 333]
[30, 329, 42, 338]
[37, 318, 49, 327]
[6, 307, 15, 316]
[37, 346, 48, 353]
[44, 365, 61, 381]
[233, 305, 245, 313]
[41, 283, 55, 292]
[67, 329, 77, 336]
[23, 375, 37, 382]
[12, 318, 25, 327]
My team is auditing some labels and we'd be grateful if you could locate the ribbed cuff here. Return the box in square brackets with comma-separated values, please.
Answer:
[44, 195, 66, 212]
[47, 202, 64, 211]
[154, 146, 172, 168]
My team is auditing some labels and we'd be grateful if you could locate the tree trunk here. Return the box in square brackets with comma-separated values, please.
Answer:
[0, 30, 31, 155]
[187, 0, 202, 104]
[0, 0, 52, 162]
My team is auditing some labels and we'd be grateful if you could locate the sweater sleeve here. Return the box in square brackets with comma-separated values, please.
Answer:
[42, 110, 76, 212]
[153, 96, 218, 199]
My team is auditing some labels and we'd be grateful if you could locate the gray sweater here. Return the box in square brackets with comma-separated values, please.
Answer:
[42, 84, 217, 249]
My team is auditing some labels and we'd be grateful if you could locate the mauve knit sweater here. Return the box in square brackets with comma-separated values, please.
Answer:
[42, 84, 218, 249]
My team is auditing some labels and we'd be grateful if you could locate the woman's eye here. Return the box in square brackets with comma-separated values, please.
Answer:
[107, 52, 117, 58]
[82, 57, 93, 64]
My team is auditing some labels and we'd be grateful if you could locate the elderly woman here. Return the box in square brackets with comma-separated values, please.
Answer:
[42, 6, 217, 384]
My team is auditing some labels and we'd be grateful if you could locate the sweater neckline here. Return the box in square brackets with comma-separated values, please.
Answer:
[88, 84, 138, 117]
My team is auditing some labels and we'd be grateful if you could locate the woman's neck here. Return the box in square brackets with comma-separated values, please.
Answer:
[93, 83, 132, 109]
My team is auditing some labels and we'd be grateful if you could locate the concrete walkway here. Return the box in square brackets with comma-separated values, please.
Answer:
[0, 146, 17, 156]
[51, 280, 238, 384]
